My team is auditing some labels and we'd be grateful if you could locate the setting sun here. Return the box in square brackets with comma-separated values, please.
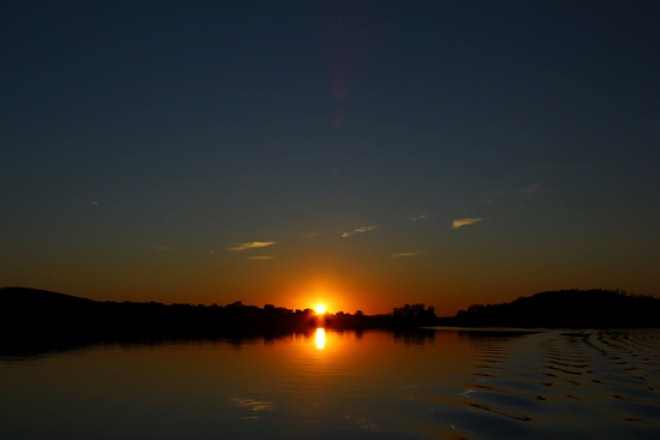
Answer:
[314, 304, 327, 315]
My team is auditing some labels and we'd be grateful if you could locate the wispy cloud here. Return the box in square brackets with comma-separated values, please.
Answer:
[152, 244, 176, 251]
[410, 214, 427, 222]
[341, 225, 377, 238]
[520, 183, 540, 198]
[452, 218, 483, 229]
[248, 255, 274, 260]
[485, 190, 506, 207]
[391, 251, 419, 258]
[228, 241, 277, 251]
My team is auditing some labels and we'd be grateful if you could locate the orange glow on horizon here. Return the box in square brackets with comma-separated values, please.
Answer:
[314, 304, 327, 315]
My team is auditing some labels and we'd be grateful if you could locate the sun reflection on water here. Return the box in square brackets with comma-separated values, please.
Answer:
[315, 327, 326, 350]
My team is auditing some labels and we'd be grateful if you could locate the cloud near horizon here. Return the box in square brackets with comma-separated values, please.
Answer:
[228, 241, 277, 251]
[341, 225, 377, 238]
[452, 217, 483, 229]
[391, 251, 419, 258]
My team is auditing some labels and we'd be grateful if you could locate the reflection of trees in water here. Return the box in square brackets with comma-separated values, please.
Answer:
[392, 328, 436, 346]
[458, 329, 538, 342]
[456, 329, 538, 355]
[2, 327, 385, 360]
[2, 328, 442, 360]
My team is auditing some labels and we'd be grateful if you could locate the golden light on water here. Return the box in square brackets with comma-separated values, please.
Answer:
[315, 327, 326, 350]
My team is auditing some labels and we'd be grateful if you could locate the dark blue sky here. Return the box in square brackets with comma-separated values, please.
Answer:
[2, 0, 659, 313]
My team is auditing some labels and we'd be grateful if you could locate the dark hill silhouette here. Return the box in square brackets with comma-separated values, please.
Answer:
[1, 287, 94, 307]
[450, 289, 660, 328]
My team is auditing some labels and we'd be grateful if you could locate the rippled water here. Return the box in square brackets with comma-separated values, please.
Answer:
[1, 328, 659, 439]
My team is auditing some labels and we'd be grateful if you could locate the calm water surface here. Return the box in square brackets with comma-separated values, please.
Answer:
[2, 328, 659, 439]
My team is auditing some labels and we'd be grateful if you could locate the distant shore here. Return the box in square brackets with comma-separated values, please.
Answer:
[1, 287, 658, 355]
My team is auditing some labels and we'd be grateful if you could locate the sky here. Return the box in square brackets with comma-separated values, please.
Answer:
[2, 0, 660, 315]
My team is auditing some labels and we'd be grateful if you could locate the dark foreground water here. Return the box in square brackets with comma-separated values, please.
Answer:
[1, 328, 659, 439]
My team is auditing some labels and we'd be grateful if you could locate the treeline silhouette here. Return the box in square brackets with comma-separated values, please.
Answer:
[0, 287, 437, 353]
[449, 289, 660, 328]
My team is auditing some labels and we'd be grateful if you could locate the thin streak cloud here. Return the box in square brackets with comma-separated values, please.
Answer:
[391, 252, 419, 258]
[452, 218, 483, 229]
[228, 241, 277, 251]
[341, 225, 377, 238]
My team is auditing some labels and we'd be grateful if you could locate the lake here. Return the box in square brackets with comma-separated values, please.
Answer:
[1, 328, 659, 439]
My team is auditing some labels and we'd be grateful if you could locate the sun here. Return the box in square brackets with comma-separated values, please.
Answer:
[314, 304, 327, 315]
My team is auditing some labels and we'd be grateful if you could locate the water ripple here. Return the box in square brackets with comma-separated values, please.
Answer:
[450, 329, 660, 439]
